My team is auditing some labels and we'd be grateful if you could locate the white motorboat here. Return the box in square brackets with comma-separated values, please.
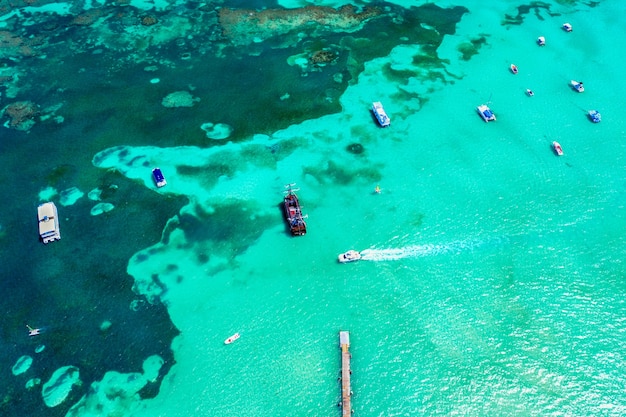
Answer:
[552, 141, 564, 156]
[562, 23, 572, 32]
[570, 80, 584, 92]
[477, 104, 496, 122]
[224, 333, 240, 344]
[537, 36, 546, 46]
[338, 250, 361, 263]
[371, 102, 390, 127]
[38, 202, 61, 244]
[526, 89, 534, 97]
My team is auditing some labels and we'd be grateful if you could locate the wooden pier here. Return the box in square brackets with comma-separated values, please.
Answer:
[339, 331, 352, 416]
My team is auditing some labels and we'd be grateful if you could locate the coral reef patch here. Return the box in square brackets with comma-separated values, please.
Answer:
[2, 101, 39, 131]
[219, 5, 383, 46]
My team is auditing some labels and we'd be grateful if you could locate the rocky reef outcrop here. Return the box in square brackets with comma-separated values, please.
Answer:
[2, 100, 39, 131]
[219, 5, 383, 46]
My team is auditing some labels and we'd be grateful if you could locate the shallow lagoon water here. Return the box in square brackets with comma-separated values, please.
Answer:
[1, 0, 626, 416]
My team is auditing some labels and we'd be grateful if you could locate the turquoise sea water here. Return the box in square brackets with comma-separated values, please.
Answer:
[2, 0, 626, 416]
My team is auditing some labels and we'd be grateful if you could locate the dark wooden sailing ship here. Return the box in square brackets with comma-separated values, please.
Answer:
[283, 184, 307, 236]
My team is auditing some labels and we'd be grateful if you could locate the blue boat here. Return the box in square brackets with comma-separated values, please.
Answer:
[477, 104, 496, 122]
[152, 168, 167, 187]
[588, 110, 601, 123]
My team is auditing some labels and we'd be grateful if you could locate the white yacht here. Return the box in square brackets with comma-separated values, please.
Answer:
[38, 202, 60, 243]
[372, 102, 390, 127]
[537, 36, 546, 46]
[562, 23, 572, 32]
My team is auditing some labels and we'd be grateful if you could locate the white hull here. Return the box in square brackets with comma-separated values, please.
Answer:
[372, 102, 390, 127]
[338, 250, 361, 263]
[38, 202, 61, 244]
[477, 104, 496, 122]
[570, 80, 584, 92]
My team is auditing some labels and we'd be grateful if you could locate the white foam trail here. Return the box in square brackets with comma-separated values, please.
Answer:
[359, 237, 503, 261]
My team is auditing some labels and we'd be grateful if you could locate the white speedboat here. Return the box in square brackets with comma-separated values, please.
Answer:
[562, 23, 572, 32]
[371, 102, 390, 127]
[338, 250, 361, 263]
[588, 110, 601, 123]
[477, 104, 496, 122]
[537, 36, 546, 46]
[526, 89, 534, 97]
[552, 141, 564, 156]
[570, 80, 584, 92]
[510, 64, 518, 74]
[38, 202, 61, 244]
[224, 333, 240, 344]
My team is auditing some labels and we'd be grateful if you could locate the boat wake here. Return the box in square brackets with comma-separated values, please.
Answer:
[358, 237, 501, 262]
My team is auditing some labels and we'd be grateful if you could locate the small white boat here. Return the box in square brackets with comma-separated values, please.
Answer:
[27, 325, 41, 337]
[552, 141, 564, 156]
[38, 202, 61, 244]
[526, 89, 534, 97]
[224, 333, 240, 344]
[570, 80, 584, 93]
[537, 36, 546, 46]
[371, 101, 390, 127]
[588, 110, 601, 123]
[510, 64, 518, 74]
[477, 104, 496, 122]
[338, 250, 361, 263]
[562, 23, 572, 32]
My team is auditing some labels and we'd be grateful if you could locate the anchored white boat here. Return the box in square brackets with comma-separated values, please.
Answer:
[562, 23, 572, 32]
[477, 104, 496, 122]
[224, 333, 240, 344]
[552, 141, 564, 156]
[338, 250, 361, 263]
[38, 202, 60, 244]
[537, 36, 546, 46]
[372, 102, 390, 127]
[526, 89, 535, 97]
[570, 80, 584, 93]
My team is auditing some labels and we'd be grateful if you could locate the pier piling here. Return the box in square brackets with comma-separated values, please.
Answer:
[339, 331, 352, 416]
